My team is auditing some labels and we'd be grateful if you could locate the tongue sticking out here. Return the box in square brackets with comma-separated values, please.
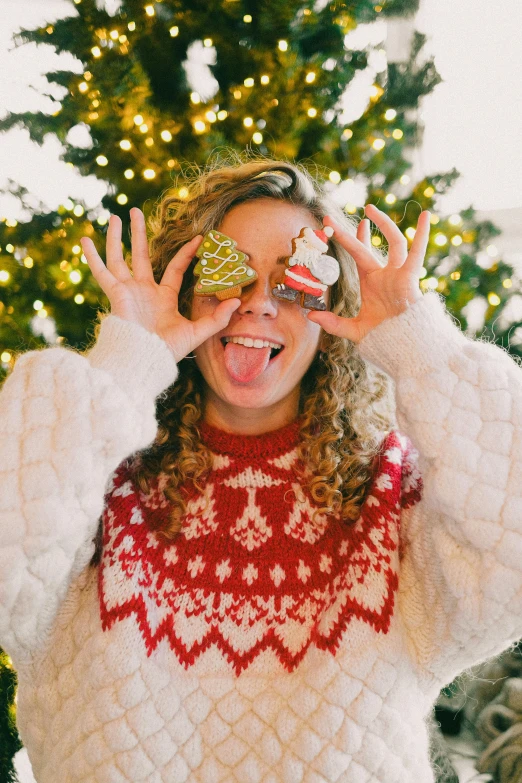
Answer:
[224, 342, 272, 383]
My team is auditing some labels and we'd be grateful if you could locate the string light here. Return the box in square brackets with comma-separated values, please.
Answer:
[205, 111, 217, 122]
[372, 138, 385, 150]
[451, 236, 463, 247]
[0, 270, 9, 282]
[5, 244, 13, 253]
[74, 294, 85, 304]
[424, 186, 435, 197]
[24, 257, 34, 268]
[307, 108, 317, 118]
[341, 128, 353, 140]
[503, 279, 513, 288]
[178, 187, 189, 199]
[128, 22, 136, 31]
[78, 82, 88, 93]
[96, 155, 108, 166]
[371, 236, 382, 247]
[33, 300, 43, 310]
[116, 194, 128, 204]
[120, 139, 132, 150]
[252, 132, 263, 144]
[217, 110, 228, 120]
[488, 293, 500, 306]
[450, 271, 461, 280]
[305, 72, 316, 83]
[400, 174, 410, 184]
[69, 271, 82, 283]
[243, 117, 254, 127]
[344, 204, 357, 214]
[160, 130, 172, 141]
[405, 227, 416, 240]
[1, 352, 12, 362]
[243, 14, 252, 22]
[233, 90, 242, 99]
[260, 75, 270, 85]
[83, 72, 92, 81]
[244, 77, 254, 87]
[385, 194, 397, 204]
[143, 168, 156, 179]
[278, 40, 288, 51]
[139, 123, 148, 132]
[72, 245, 81, 254]
[110, 30, 119, 40]
[124, 169, 135, 179]
[392, 129, 403, 139]
[384, 109, 396, 120]
[169, 26, 179, 36]
[91, 47, 101, 58]
[434, 233, 447, 246]
[119, 35, 128, 43]
[194, 120, 206, 133]
[145, 137, 154, 146]
[203, 38, 213, 47]
[133, 114, 144, 125]
[37, 309, 48, 319]
[73, 205, 84, 217]
[190, 92, 201, 104]
[329, 171, 341, 184]
[145, 5, 155, 17]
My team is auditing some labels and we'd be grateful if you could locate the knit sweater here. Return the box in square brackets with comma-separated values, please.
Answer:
[1, 291, 522, 783]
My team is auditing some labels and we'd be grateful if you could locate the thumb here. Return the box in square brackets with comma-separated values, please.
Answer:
[307, 310, 362, 343]
[191, 298, 241, 346]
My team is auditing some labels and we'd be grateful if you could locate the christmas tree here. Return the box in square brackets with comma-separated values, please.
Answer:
[194, 229, 257, 299]
[0, 0, 520, 778]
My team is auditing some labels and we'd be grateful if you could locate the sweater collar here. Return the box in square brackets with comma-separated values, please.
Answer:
[198, 417, 302, 459]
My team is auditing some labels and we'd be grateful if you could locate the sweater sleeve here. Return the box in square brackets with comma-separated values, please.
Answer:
[0, 315, 177, 668]
[357, 291, 522, 690]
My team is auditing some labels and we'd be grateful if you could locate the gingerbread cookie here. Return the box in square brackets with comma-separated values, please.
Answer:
[194, 230, 257, 300]
[272, 225, 340, 311]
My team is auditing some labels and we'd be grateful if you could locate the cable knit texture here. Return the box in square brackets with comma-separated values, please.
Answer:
[1, 291, 522, 783]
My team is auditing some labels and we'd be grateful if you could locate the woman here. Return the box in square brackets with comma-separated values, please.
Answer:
[1, 158, 520, 783]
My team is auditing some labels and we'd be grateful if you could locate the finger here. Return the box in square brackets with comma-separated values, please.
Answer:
[323, 215, 382, 274]
[404, 210, 431, 273]
[356, 218, 372, 249]
[130, 207, 154, 282]
[364, 204, 407, 268]
[160, 235, 204, 291]
[80, 236, 118, 297]
[191, 298, 241, 347]
[307, 309, 362, 344]
[106, 215, 131, 280]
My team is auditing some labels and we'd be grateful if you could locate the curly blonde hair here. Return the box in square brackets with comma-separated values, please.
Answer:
[90, 153, 397, 561]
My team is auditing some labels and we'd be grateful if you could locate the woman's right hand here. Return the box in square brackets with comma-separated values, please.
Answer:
[80, 208, 240, 362]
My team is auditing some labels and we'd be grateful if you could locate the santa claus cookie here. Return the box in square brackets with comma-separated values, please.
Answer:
[272, 225, 340, 311]
[194, 230, 258, 300]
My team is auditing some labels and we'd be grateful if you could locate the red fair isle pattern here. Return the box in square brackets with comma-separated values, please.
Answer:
[99, 423, 422, 676]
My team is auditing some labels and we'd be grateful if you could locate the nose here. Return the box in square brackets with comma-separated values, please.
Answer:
[237, 273, 278, 318]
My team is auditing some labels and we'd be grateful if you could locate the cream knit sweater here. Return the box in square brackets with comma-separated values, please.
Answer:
[1, 291, 521, 783]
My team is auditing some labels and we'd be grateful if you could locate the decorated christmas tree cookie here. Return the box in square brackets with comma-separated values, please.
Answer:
[272, 225, 340, 311]
[194, 230, 258, 300]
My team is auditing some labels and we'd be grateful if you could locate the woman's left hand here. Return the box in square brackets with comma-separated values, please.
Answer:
[308, 204, 431, 344]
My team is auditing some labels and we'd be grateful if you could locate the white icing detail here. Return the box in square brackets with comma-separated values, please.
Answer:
[285, 269, 328, 290]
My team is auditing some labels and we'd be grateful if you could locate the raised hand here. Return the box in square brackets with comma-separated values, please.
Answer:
[308, 205, 431, 344]
[80, 208, 240, 362]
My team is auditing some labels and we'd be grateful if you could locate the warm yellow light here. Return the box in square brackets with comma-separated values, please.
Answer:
[305, 72, 316, 83]
[96, 155, 108, 166]
[145, 137, 154, 146]
[133, 114, 144, 125]
[450, 271, 461, 281]
[145, 5, 155, 17]
[392, 129, 403, 139]
[143, 168, 156, 179]
[69, 270, 82, 283]
[33, 300, 43, 310]
[37, 309, 48, 319]
[128, 22, 136, 31]
[0, 270, 9, 282]
[194, 120, 206, 133]
[1, 352, 12, 363]
[74, 294, 85, 304]
[119, 35, 127, 43]
[252, 132, 263, 144]
[73, 205, 84, 217]
[307, 108, 317, 118]
[278, 40, 288, 51]
[91, 46, 102, 58]
[190, 92, 201, 104]
[243, 116, 254, 127]
[372, 138, 385, 150]
[203, 38, 213, 47]
[84, 71, 92, 80]
[124, 169, 135, 179]
[451, 235, 463, 246]
[405, 227, 416, 240]
[72, 245, 81, 254]
[24, 256, 34, 268]
[243, 14, 252, 22]
[78, 82, 88, 93]
[5, 219, 17, 227]
[260, 75, 270, 85]
[119, 139, 132, 150]
[369, 85, 383, 99]
[217, 110, 228, 120]
[341, 128, 353, 140]
[424, 186, 435, 197]
[110, 30, 119, 40]
[116, 194, 128, 205]
[178, 187, 189, 199]
[167, 159, 176, 168]
[400, 174, 410, 184]
[92, 100, 100, 107]
[344, 203, 357, 214]
[385, 109, 397, 120]
[244, 77, 254, 87]
[329, 171, 341, 184]
[233, 90, 242, 99]
[169, 26, 179, 37]
[503, 278, 512, 288]
[161, 130, 172, 141]
[430, 214, 440, 224]
[434, 233, 447, 246]
[385, 193, 397, 204]
[5, 245, 14, 253]
[449, 214, 462, 225]
[488, 293, 501, 306]
[139, 123, 148, 133]
[371, 236, 382, 247]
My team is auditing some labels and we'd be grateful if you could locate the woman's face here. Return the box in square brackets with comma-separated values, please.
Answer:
[190, 199, 326, 418]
